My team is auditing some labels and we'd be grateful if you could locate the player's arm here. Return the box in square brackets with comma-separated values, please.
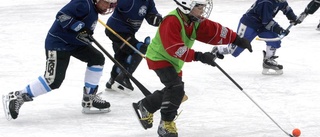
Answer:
[56, 1, 89, 31]
[159, 16, 195, 62]
[294, 0, 320, 25]
[196, 19, 252, 52]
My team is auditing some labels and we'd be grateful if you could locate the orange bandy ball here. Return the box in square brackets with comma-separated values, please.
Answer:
[292, 128, 301, 137]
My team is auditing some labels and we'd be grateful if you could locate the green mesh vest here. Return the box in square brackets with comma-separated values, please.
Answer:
[146, 10, 199, 73]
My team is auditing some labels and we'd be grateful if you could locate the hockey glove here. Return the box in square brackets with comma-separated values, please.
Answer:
[232, 35, 253, 52]
[211, 47, 224, 59]
[146, 13, 163, 26]
[194, 52, 217, 66]
[273, 25, 290, 36]
[71, 21, 94, 42]
[280, 29, 290, 36]
[292, 12, 307, 25]
[78, 27, 94, 42]
[79, 27, 93, 35]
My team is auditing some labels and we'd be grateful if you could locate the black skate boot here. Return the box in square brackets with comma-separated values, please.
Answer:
[157, 120, 178, 137]
[132, 101, 153, 129]
[2, 91, 33, 120]
[112, 72, 134, 93]
[262, 50, 283, 75]
[105, 77, 115, 91]
[82, 87, 111, 114]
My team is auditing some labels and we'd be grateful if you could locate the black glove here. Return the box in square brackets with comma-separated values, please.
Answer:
[79, 27, 93, 35]
[78, 27, 94, 42]
[273, 25, 290, 36]
[194, 52, 217, 66]
[232, 35, 253, 52]
[146, 13, 163, 26]
[291, 12, 307, 25]
[279, 28, 290, 36]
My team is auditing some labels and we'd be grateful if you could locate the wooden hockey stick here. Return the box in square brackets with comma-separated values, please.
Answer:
[255, 24, 293, 42]
[97, 19, 146, 58]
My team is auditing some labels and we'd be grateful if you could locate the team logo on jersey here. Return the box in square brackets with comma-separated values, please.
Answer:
[175, 46, 188, 58]
[57, 14, 71, 23]
[139, 5, 147, 16]
[220, 27, 228, 38]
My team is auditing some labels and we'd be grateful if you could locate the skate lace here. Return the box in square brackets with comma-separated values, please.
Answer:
[91, 95, 105, 104]
[141, 113, 154, 124]
[266, 56, 279, 65]
[14, 98, 24, 113]
[164, 121, 177, 134]
[163, 111, 182, 134]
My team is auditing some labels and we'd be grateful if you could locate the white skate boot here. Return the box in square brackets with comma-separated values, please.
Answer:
[262, 51, 283, 75]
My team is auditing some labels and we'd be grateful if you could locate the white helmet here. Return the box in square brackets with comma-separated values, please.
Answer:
[174, 0, 213, 19]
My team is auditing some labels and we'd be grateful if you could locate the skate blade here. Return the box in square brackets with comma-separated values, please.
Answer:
[132, 103, 149, 130]
[2, 95, 12, 120]
[111, 82, 133, 95]
[104, 87, 115, 92]
[262, 68, 283, 75]
[82, 107, 111, 114]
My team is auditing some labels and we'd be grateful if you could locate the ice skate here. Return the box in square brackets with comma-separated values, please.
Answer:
[132, 101, 153, 129]
[105, 77, 115, 91]
[2, 91, 33, 120]
[112, 72, 134, 94]
[157, 120, 178, 137]
[262, 51, 283, 75]
[82, 87, 111, 114]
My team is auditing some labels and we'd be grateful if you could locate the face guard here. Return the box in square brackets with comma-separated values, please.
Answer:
[174, 0, 213, 22]
[95, 0, 117, 15]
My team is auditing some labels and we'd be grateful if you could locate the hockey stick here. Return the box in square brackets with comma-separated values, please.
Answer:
[97, 19, 146, 58]
[90, 36, 189, 102]
[255, 24, 293, 42]
[210, 61, 294, 136]
[89, 35, 151, 96]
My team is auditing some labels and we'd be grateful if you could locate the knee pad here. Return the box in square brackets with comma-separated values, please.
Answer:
[160, 83, 185, 121]
[162, 83, 185, 106]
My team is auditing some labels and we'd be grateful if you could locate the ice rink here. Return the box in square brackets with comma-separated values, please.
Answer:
[0, 0, 319, 136]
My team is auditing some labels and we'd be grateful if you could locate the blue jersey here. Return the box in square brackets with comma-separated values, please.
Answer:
[240, 0, 296, 31]
[45, 0, 98, 51]
[107, 0, 159, 34]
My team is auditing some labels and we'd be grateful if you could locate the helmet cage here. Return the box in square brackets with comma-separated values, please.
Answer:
[174, 0, 213, 20]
